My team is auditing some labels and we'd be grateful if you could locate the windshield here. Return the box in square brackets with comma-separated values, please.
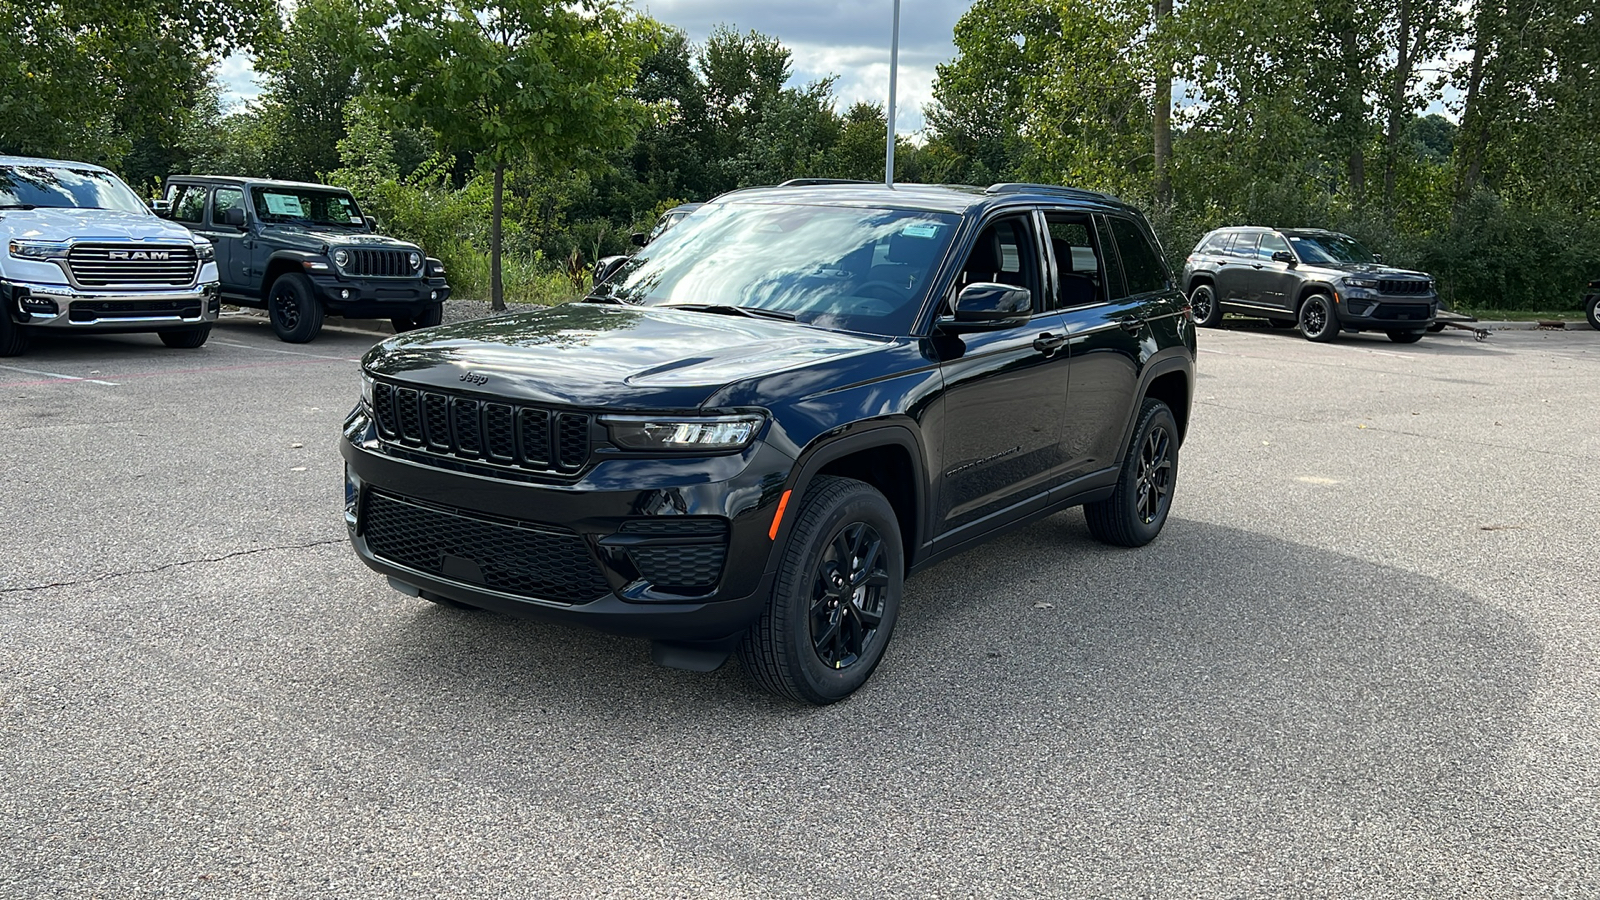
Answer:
[251, 187, 365, 227]
[602, 202, 959, 336]
[0, 165, 148, 213]
[1286, 233, 1376, 265]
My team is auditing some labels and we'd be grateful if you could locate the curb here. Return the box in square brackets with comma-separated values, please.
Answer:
[1472, 320, 1590, 331]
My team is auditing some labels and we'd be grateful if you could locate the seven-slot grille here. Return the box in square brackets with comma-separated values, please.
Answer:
[371, 381, 591, 473]
[344, 248, 414, 278]
[67, 243, 198, 287]
[1377, 278, 1431, 295]
[361, 491, 609, 604]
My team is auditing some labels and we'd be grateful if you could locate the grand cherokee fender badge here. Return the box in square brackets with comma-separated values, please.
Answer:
[459, 371, 489, 386]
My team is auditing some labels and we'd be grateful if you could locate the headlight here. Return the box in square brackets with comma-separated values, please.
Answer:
[334, 249, 350, 267]
[1343, 276, 1379, 289]
[8, 240, 66, 260]
[194, 241, 215, 261]
[602, 413, 765, 452]
[408, 251, 422, 270]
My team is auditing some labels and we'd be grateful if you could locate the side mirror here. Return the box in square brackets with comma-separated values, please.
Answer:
[1271, 250, 1295, 264]
[630, 232, 648, 248]
[222, 207, 246, 228]
[149, 199, 172, 218]
[1372, 252, 1384, 263]
[938, 282, 1032, 332]
[593, 254, 629, 285]
[364, 216, 378, 232]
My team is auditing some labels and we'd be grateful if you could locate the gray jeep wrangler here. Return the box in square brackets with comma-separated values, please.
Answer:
[161, 176, 450, 342]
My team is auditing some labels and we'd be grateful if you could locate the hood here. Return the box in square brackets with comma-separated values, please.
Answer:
[0, 207, 201, 244]
[267, 224, 419, 251]
[363, 302, 887, 409]
[1303, 260, 1431, 279]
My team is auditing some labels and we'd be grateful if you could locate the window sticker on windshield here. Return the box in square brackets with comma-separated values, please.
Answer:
[349, 216, 363, 224]
[901, 223, 940, 239]
[265, 194, 304, 216]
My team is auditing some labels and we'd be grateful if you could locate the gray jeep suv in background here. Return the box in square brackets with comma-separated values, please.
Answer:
[1180, 226, 1438, 343]
[161, 176, 450, 343]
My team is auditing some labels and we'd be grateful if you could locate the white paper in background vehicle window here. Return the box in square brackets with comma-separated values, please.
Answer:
[900, 223, 940, 238]
[349, 216, 363, 224]
[265, 194, 304, 217]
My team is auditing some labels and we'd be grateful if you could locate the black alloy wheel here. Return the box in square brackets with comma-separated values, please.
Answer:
[808, 521, 891, 671]
[1299, 293, 1338, 342]
[1189, 283, 1222, 327]
[1085, 398, 1179, 547]
[1587, 293, 1600, 331]
[268, 272, 325, 343]
[740, 475, 904, 705]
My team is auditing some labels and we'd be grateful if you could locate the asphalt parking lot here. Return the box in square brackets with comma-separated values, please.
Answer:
[3, 313, 1597, 897]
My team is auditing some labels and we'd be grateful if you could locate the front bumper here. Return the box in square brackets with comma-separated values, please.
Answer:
[1336, 294, 1438, 331]
[310, 274, 451, 317]
[339, 405, 793, 643]
[5, 279, 221, 330]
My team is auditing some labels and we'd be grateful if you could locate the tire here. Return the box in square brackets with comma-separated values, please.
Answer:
[158, 324, 211, 349]
[1586, 294, 1600, 331]
[391, 303, 443, 332]
[0, 314, 28, 357]
[738, 475, 904, 705]
[1084, 398, 1179, 548]
[1387, 329, 1425, 344]
[268, 273, 324, 343]
[1298, 293, 1339, 342]
[1189, 282, 1222, 327]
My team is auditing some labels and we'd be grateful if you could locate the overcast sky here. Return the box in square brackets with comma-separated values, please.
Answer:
[218, 1, 973, 133]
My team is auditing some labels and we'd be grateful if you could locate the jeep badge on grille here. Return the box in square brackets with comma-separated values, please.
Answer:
[459, 372, 489, 386]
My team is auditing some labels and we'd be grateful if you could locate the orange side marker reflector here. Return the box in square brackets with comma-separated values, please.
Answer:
[768, 490, 792, 540]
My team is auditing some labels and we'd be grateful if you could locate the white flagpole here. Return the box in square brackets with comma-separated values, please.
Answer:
[886, 0, 900, 187]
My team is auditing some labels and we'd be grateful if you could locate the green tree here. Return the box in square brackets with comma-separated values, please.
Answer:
[256, 0, 369, 181]
[368, 0, 660, 309]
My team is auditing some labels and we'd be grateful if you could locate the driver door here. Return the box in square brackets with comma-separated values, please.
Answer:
[933, 213, 1072, 538]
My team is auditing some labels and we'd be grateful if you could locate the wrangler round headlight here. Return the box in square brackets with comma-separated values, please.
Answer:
[408, 251, 422, 270]
[334, 249, 350, 267]
[602, 414, 765, 452]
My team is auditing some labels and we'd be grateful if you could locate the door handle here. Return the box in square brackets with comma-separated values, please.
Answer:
[1033, 332, 1066, 355]
[1118, 316, 1144, 333]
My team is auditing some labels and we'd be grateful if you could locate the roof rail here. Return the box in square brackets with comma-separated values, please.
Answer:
[985, 182, 1120, 203]
[778, 178, 877, 187]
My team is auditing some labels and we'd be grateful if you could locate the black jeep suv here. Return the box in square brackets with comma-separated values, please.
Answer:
[1181, 226, 1438, 342]
[162, 176, 450, 342]
[340, 182, 1196, 703]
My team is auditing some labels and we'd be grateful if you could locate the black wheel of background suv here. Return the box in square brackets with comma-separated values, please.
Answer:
[1189, 283, 1222, 327]
[391, 303, 443, 333]
[1387, 329, 1425, 344]
[1298, 293, 1339, 342]
[158, 324, 211, 349]
[268, 273, 325, 343]
[1587, 293, 1600, 331]
[1084, 398, 1178, 548]
[0, 314, 28, 357]
[739, 475, 903, 705]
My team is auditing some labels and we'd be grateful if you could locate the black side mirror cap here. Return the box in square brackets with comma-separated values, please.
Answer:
[1271, 250, 1295, 264]
[630, 232, 648, 248]
[364, 215, 378, 231]
[937, 282, 1032, 333]
[222, 207, 246, 228]
[593, 254, 629, 285]
[149, 199, 172, 218]
[1372, 252, 1385, 263]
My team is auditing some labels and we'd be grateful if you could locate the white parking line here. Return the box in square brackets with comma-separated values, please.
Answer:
[0, 363, 119, 386]
[212, 339, 361, 362]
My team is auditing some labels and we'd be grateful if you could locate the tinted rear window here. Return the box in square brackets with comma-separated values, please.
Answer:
[1109, 217, 1169, 295]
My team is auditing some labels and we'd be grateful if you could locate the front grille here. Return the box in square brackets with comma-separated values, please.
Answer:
[629, 545, 726, 589]
[371, 380, 592, 474]
[345, 248, 414, 278]
[1377, 278, 1430, 295]
[68, 298, 203, 322]
[67, 244, 198, 286]
[1375, 303, 1432, 320]
[362, 491, 609, 604]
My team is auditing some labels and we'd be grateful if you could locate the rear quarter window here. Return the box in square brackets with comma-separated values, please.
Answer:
[1108, 217, 1169, 295]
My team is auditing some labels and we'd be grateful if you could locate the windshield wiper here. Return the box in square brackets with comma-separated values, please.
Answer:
[667, 303, 797, 321]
